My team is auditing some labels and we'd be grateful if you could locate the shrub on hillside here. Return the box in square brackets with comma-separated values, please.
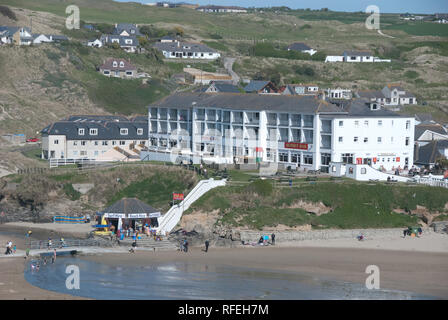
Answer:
[0, 5, 17, 21]
[245, 179, 273, 197]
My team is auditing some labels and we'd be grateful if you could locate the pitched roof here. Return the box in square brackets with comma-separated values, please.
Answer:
[151, 92, 343, 114]
[41, 119, 148, 140]
[356, 90, 385, 99]
[415, 141, 444, 165]
[415, 113, 433, 123]
[386, 83, 405, 91]
[414, 123, 448, 140]
[209, 81, 240, 93]
[99, 58, 137, 71]
[343, 50, 372, 56]
[287, 42, 312, 51]
[244, 80, 271, 92]
[153, 41, 217, 53]
[102, 198, 159, 214]
[113, 23, 142, 36]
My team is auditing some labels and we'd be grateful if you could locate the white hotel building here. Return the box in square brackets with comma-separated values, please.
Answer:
[145, 93, 415, 172]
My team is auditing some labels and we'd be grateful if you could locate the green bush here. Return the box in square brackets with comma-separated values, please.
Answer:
[245, 179, 273, 197]
[63, 183, 81, 201]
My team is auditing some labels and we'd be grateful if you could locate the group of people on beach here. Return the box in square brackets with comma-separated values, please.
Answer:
[30, 249, 57, 272]
[4, 240, 16, 255]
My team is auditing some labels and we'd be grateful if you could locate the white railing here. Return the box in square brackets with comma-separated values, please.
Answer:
[413, 176, 448, 189]
[49, 158, 116, 168]
[156, 178, 226, 234]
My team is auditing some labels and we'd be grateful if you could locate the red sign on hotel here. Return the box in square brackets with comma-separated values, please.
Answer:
[284, 142, 308, 150]
[173, 193, 184, 201]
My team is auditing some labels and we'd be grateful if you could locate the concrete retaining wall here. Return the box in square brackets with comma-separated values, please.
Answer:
[238, 227, 432, 243]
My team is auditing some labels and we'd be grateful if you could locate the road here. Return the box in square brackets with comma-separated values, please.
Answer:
[223, 57, 240, 85]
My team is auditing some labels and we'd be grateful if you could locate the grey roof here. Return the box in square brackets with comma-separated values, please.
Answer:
[415, 123, 448, 140]
[343, 50, 373, 56]
[287, 42, 312, 51]
[150, 92, 343, 114]
[113, 23, 142, 36]
[322, 99, 410, 118]
[41, 119, 148, 140]
[0, 26, 19, 36]
[414, 141, 444, 165]
[50, 35, 69, 41]
[209, 81, 240, 93]
[415, 113, 433, 122]
[244, 80, 271, 92]
[153, 41, 217, 53]
[102, 198, 159, 214]
[100, 34, 139, 47]
[66, 115, 130, 122]
[356, 91, 385, 100]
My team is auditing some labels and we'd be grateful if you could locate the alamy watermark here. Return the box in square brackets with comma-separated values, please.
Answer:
[365, 265, 380, 290]
[365, 5, 380, 30]
[66, 5, 80, 30]
[65, 265, 80, 290]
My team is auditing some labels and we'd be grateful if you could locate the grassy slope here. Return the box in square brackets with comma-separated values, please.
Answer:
[188, 179, 448, 230]
[3, 164, 199, 213]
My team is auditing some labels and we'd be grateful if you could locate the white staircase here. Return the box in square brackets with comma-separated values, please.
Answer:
[156, 178, 226, 235]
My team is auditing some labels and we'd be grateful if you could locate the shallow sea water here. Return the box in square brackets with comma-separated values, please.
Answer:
[23, 256, 434, 300]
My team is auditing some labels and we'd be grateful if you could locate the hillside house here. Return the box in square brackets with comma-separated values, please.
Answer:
[282, 84, 319, 96]
[356, 85, 417, 107]
[343, 50, 374, 62]
[87, 39, 103, 47]
[153, 41, 220, 60]
[41, 115, 148, 161]
[0, 26, 32, 45]
[244, 81, 278, 94]
[100, 34, 139, 53]
[414, 123, 448, 144]
[205, 81, 240, 93]
[325, 88, 352, 100]
[99, 58, 138, 79]
[287, 42, 316, 56]
[414, 140, 448, 169]
[196, 5, 247, 13]
[112, 23, 141, 37]
[32, 34, 68, 44]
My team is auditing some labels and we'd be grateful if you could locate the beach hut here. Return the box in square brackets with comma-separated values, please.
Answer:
[100, 198, 161, 234]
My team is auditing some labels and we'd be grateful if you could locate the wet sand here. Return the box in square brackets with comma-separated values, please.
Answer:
[0, 233, 86, 300]
[84, 246, 448, 299]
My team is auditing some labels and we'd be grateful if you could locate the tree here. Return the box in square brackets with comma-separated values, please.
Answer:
[174, 26, 184, 37]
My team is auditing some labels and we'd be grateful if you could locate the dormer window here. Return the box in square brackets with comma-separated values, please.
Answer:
[78, 128, 85, 135]
[120, 128, 128, 135]
[119, 61, 124, 67]
[137, 128, 143, 135]
[113, 61, 118, 67]
[89, 128, 98, 135]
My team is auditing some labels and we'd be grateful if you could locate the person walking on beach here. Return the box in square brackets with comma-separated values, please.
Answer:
[47, 238, 52, 250]
[183, 239, 188, 252]
[53, 249, 57, 263]
[418, 227, 423, 237]
[204, 240, 209, 252]
[271, 233, 276, 245]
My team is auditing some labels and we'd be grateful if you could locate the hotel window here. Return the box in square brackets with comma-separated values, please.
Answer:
[378, 120, 382, 126]
[112, 141, 117, 146]
[279, 152, 289, 163]
[291, 153, 300, 163]
[81, 141, 86, 146]
[78, 128, 85, 135]
[304, 154, 313, 165]
[94, 151, 99, 156]
[137, 128, 143, 135]
[94, 141, 98, 146]
[102, 141, 108, 146]
[338, 137, 343, 143]
[364, 120, 369, 126]
[120, 128, 128, 135]
[377, 137, 382, 143]
[73, 151, 78, 156]
[73, 141, 78, 146]
[342, 153, 354, 164]
[405, 137, 410, 146]
[54, 140, 58, 145]
[354, 120, 359, 126]
[391, 137, 394, 143]
[339, 121, 343, 127]
[80, 151, 87, 156]
[406, 120, 410, 129]
[354, 137, 358, 142]
[364, 137, 368, 143]
[120, 141, 125, 145]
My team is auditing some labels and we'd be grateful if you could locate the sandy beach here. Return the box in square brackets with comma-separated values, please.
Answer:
[1, 224, 447, 299]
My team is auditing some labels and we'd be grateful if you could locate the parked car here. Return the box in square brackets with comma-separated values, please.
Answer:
[26, 138, 40, 142]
